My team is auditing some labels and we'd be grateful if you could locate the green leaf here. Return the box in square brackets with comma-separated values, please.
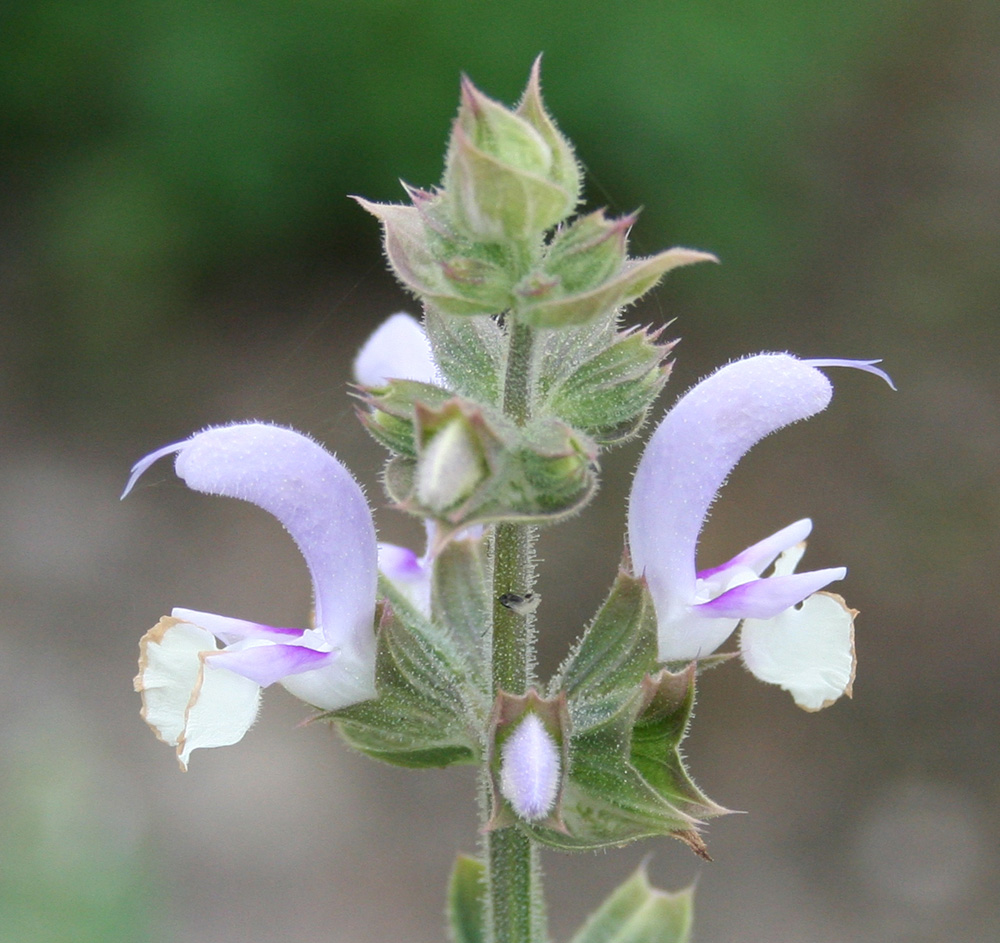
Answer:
[355, 198, 512, 316]
[447, 855, 487, 943]
[630, 670, 716, 817]
[542, 210, 629, 295]
[529, 726, 704, 852]
[518, 248, 715, 328]
[330, 597, 481, 768]
[570, 868, 693, 943]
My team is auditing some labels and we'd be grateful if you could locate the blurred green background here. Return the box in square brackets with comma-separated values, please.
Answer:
[1, 1, 998, 941]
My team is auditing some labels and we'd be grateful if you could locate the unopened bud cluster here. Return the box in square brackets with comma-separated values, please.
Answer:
[356, 59, 713, 533]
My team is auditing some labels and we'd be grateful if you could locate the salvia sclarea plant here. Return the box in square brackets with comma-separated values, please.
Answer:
[125, 60, 893, 943]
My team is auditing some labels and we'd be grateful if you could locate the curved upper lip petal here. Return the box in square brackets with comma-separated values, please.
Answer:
[628, 353, 886, 662]
[628, 354, 835, 657]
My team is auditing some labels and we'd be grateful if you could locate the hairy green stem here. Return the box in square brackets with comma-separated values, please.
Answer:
[482, 316, 546, 943]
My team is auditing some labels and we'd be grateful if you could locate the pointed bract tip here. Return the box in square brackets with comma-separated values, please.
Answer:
[523, 54, 544, 100]
[400, 180, 434, 206]
[675, 247, 719, 266]
[350, 194, 383, 218]
[459, 73, 484, 114]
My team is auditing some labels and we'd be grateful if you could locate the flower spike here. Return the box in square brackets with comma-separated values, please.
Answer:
[628, 353, 890, 707]
[127, 422, 378, 767]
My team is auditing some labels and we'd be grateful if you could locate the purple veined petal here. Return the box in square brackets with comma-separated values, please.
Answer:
[803, 358, 896, 391]
[353, 312, 438, 386]
[695, 566, 846, 620]
[172, 608, 305, 645]
[125, 423, 378, 701]
[208, 643, 337, 688]
[499, 713, 561, 822]
[628, 354, 835, 658]
[698, 519, 813, 580]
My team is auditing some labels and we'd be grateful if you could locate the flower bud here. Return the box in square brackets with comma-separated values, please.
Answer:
[414, 404, 492, 514]
[488, 690, 569, 829]
[500, 713, 561, 822]
[443, 68, 579, 243]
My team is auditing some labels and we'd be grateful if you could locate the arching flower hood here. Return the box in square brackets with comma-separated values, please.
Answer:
[628, 353, 892, 709]
[125, 422, 378, 767]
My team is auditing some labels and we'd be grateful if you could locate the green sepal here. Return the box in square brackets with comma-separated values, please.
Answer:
[517, 248, 716, 328]
[424, 306, 503, 405]
[384, 413, 598, 540]
[550, 566, 659, 724]
[447, 855, 487, 943]
[328, 594, 481, 768]
[514, 57, 582, 206]
[541, 210, 630, 295]
[520, 567, 726, 853]
[355, 198, 515, 316]
[355, 379, 456, 458]
[569, 867, 694, 943]
[547, 327, 675, 445]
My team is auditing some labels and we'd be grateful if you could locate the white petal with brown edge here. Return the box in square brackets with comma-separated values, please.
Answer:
[135, 617, 261, 769]
[740, 543, 857, 712]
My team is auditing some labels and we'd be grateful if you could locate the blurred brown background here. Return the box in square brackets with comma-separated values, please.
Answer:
[1, 1, 998, 940]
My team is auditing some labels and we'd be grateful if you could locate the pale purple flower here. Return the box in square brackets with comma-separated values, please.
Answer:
[353, 311, 438, 387]
[377, 520, 435, 615]
[125, 422, 378, 768]
[499, 713, 561, 822]
[628, 353, 892, 709]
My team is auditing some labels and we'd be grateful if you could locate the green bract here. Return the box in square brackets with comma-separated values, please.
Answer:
[329, 594, 482, 769]
[569, 868, 695, 943]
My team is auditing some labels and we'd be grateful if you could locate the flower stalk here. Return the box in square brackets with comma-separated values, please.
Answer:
[484, 315, 546, 943]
